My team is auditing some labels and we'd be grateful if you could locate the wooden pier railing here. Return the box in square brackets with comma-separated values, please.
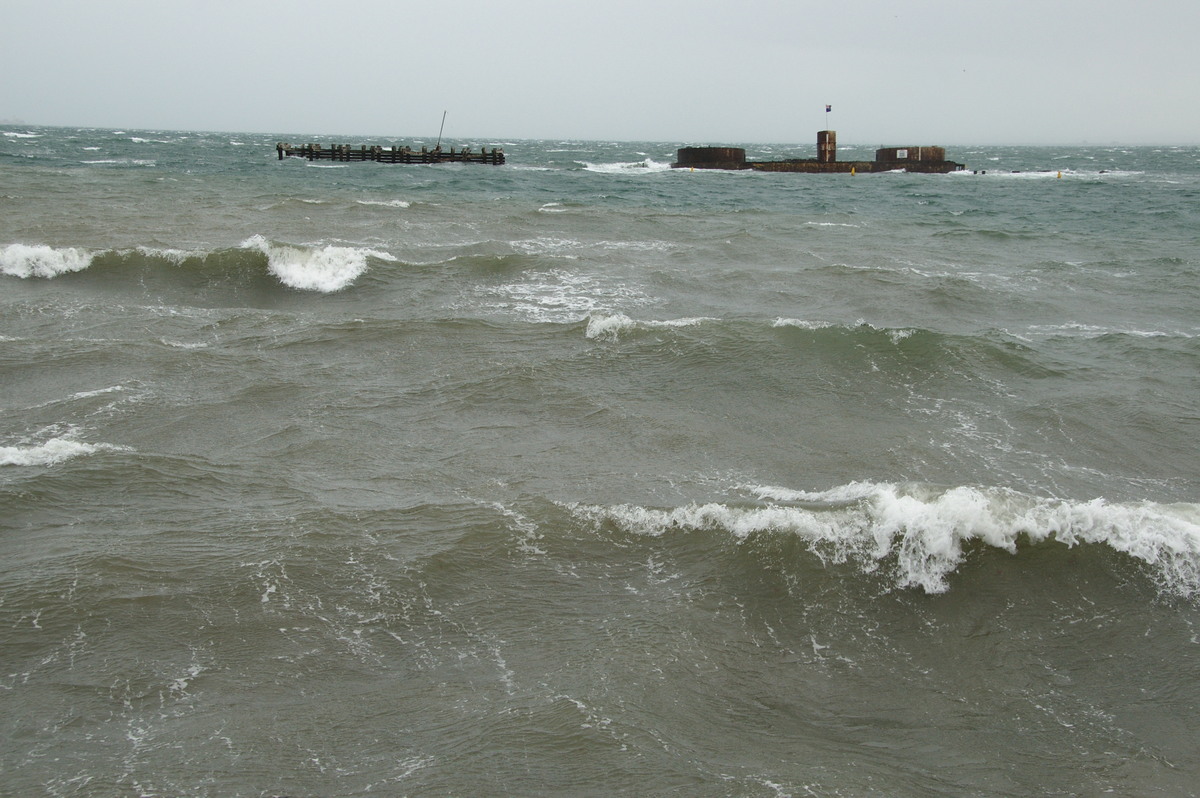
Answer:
[277, 143, 504, 165]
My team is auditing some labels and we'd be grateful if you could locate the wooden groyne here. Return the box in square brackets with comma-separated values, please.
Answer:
[673, 131, 963, 174]
[276, 143, 505, 165]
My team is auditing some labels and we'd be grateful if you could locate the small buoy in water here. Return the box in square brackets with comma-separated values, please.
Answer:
[1057, 171, 1062, 179]
[851, 167, 856, 176]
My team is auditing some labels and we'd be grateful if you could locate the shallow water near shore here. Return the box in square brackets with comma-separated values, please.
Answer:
[3, 127, 1200, 796]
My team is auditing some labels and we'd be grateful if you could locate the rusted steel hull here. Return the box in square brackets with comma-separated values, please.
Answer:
[750, 159, 964, 174]
[277, 143, 504, 165]
[674, 146, 749, 170]
[672, 133, 964, 174]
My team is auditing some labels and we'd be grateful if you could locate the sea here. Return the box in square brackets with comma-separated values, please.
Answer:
[2, 126, 1199, 797]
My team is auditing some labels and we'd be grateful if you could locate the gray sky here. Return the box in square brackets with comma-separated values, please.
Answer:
[2, 0, 1196, 144]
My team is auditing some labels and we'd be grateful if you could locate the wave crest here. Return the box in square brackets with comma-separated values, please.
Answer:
[240, 234, 391, 292]
[580, 158, 674, 174]
[569, 482, 1200, 597]
[585, 313, 714, 341]
[1, 243, 93, 278]
[0, 437, 129, 467]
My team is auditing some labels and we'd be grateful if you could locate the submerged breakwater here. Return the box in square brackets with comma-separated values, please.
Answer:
[3, 127, 1200, 797]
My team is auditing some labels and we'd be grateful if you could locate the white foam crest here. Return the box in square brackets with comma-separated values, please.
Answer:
[1026, 322, 1196, 340]
[748, 481, 880, 504]
[571, 482, 1200, 597]
[846, 318, 920, 343]
[4, 131, 41, 139]
[356, 199, 411, 208]
[133, 246, 199, 265]
[1, 437, 129, 467]
[585, 313, 713, 341]
[240, 234, 393, 292]
[29, 385, 143, 413]
[773, 318, 836, 330]
[81, 159, 156, 166]
[581, 159, 674, 174]
[778, 315, 910, 340]
[68, 385, 126, 401]
[1, 243, 93, 278]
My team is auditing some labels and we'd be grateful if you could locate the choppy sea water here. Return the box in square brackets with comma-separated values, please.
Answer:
[3, 127, 1199, 797]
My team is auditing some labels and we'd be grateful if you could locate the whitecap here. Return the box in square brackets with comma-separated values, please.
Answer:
[80, 159, 156, 166]
[0, 243, 93, 278]
[580, 159, 674, 174]
[356, 199, 411, 208]
[585, 313, 713, 341]
[0, 437, 129, 467]
[133, 246, 201, 265]
[773, 318, 835, 330]
[570, 481, 1200, 597]
[240, 234, 394, 293]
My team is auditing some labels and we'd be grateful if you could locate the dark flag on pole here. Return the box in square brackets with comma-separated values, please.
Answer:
[826, 105, 832, 113]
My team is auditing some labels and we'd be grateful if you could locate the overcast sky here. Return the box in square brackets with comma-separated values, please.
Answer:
[2, 0, 1196, 145]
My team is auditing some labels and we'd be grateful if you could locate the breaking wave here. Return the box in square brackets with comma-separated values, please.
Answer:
[585, 313, 715, 340]
[1, 239, 395, 293]
[1, 243, 93, 278]
[239, 234, 393, 292]
[580, 158, 674, 174]
[568, 481, 1200, 597]
[0, 437, 130, 467]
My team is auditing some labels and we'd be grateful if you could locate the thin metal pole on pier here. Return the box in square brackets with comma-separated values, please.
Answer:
[435, 111, 447, 150]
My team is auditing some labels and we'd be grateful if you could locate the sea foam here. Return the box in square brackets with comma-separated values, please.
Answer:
[585, 313, 714, 340]
[570, 481, 1200, 597]
[580, 159, 674, 174]
[240, 234, 393, 292]
[0, 437, 128, 467]
[1, 243, 93, 278]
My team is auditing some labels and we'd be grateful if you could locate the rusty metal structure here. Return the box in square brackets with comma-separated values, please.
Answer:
[673, 147, 748, 170]
[673, 131, 964, 174]
[277, 142, 505, 165]
[817, 130, 837, 164]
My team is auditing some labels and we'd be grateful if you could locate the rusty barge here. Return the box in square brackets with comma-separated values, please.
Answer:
[673, 131, 964, 174]
[276, 142, 505, 165]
